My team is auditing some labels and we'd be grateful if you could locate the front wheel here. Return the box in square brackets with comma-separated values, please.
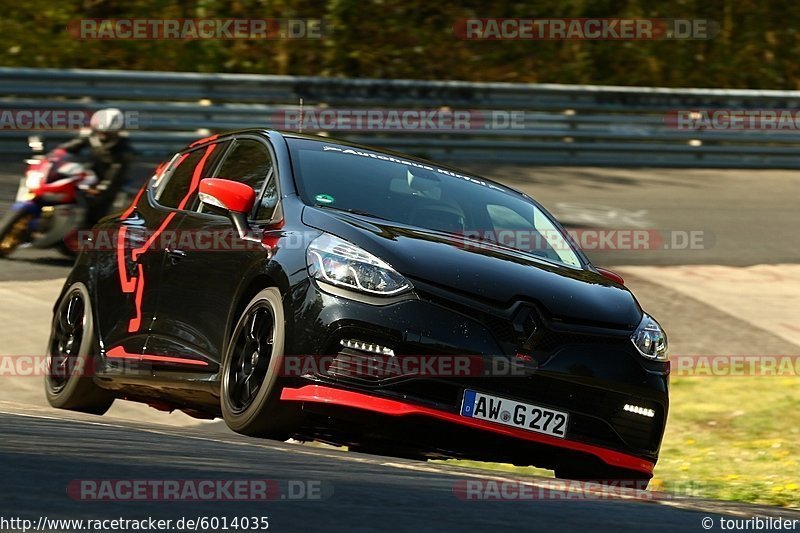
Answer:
[221, 287, 301, 439]
[0, 209, 32, 258]
[44, 282, 114, 414]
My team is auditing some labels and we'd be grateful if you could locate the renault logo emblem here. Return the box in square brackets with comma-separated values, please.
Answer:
[512, 307, 540, 352]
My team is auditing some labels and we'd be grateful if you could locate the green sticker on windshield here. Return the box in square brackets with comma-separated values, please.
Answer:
[315, 194, 335, 204]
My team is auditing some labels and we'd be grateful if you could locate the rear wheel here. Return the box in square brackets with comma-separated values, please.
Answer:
[44, 282, 114, 414]
[221, 288, 301, 439]
[0, 210, 32, 258]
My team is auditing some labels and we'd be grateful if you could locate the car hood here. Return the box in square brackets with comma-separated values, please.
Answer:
[302, 207, 642, 329]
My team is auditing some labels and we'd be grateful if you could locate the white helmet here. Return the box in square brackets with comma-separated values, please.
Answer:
[90, 108, 125, 132]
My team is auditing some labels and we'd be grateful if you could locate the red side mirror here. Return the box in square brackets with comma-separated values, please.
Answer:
[596, 267, 625, 285]
[199, 178, 255, 214]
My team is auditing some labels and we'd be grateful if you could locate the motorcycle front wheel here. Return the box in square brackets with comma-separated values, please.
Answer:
[0, 209, 33, 258]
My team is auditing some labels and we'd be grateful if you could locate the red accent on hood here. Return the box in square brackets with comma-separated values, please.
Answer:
[280, 385, 654, 476]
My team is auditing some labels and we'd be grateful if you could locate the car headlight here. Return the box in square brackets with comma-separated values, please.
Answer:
[307, 234, 412, 296]
[631, 313, 668, 361]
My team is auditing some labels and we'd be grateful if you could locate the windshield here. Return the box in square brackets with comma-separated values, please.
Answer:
[288, 138, 583, 268]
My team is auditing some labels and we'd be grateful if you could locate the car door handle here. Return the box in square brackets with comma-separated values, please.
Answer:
[166, 247, 186, 263]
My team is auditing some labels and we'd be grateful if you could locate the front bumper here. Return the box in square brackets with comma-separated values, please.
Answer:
[281, 384, 656, 476]
[285, 278, 669, 475]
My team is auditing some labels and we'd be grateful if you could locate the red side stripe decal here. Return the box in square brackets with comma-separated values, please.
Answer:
[280, 385, 655, 475]
[180, 144, 218, 209]
[116, 227, 136, 293]
[131, 146, 215, 261]
[106, 346, 209, 367]
[131, 212, 176, 262]
[117, 144, 217, 333]
[120, 186, 145, 220]
[127, 263, 145, 333]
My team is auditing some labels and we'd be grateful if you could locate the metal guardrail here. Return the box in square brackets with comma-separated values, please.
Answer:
[2, 67, 800, 167]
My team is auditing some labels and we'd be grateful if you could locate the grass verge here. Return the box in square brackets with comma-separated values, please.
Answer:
[434, 376, 800, 507]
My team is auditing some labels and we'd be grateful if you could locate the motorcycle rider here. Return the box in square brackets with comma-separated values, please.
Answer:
[57, 108, 134, 226]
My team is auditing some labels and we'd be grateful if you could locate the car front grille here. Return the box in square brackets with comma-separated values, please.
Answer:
[415, 287, 631, 358]
[315, 285, 664, 457]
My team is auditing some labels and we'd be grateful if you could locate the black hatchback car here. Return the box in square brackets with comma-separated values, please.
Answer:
[46, 130, 669, 482]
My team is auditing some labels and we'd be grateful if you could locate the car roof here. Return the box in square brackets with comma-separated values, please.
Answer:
[205, 128, 529, 200]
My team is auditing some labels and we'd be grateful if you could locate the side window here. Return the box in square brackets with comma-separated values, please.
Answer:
[257, 173, 278, 220]
[153, 149, 205, 209]
[486, 204, 533, 231]
[206, 139, 278, 220]
[486, 203, 581, 268]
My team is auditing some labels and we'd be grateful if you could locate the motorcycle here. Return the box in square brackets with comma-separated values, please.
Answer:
[0, 137, 97, 258]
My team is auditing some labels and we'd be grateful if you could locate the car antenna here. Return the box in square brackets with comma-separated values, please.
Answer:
[298, 98, 304, 134]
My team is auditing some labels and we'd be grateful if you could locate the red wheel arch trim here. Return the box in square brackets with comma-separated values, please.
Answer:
[280, 384, 655, 476]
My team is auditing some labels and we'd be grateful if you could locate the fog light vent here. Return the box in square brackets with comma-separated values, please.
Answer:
[623, 404, 655, 418]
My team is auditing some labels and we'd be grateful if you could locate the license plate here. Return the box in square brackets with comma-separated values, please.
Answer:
[460, 390, 568, 438]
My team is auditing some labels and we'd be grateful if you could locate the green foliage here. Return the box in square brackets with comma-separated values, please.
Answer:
[438, 376, 800, 507]
[1, 0, 798, 88]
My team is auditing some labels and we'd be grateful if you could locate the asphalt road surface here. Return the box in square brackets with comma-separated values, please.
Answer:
[1, 158, 799, 531]
[2, 403, 798, 533]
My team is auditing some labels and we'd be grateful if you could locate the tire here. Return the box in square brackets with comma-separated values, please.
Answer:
[0, 209, 32, 258]
[221, 287, 301, 439]
[44, 282, 114, 414]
